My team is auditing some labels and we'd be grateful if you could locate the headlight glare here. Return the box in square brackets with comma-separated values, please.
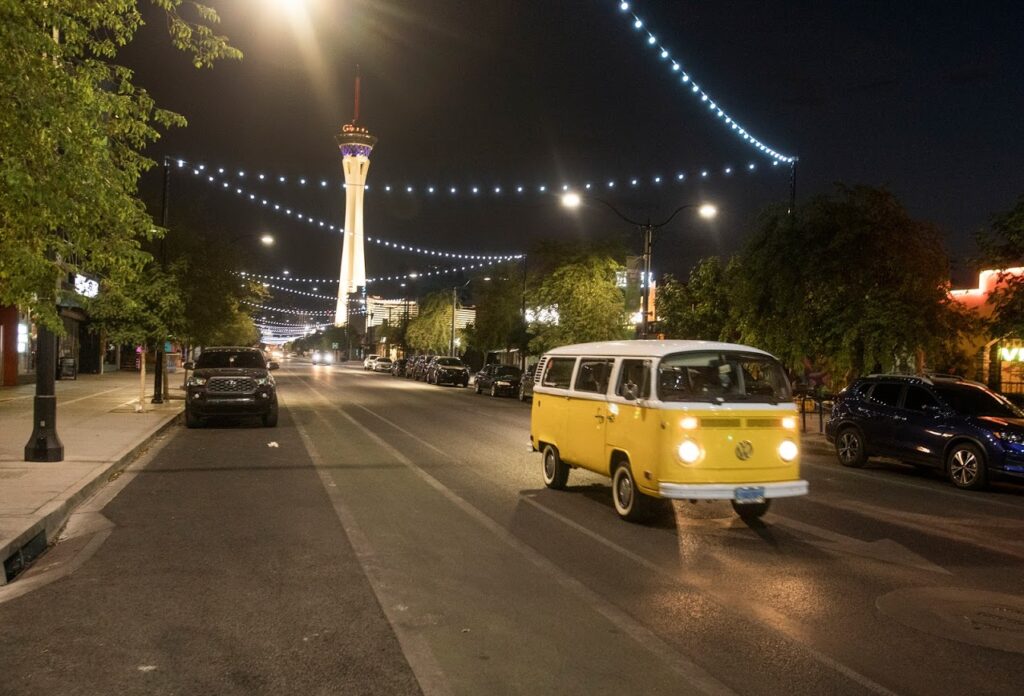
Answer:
[782, 416, 797, 430]
[677, 439, 702, 464]
[778, 439, 799, 462]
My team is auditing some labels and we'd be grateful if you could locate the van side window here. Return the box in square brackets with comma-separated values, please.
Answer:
[616, 359, 651, 398]
[542, 358, 575, 389]
[574, 358, 614, 394]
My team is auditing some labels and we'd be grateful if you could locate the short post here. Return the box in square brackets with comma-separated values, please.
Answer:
[136, 347, 147, 413]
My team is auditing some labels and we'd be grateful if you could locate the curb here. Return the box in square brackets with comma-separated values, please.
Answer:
[0, 408, 182, 585]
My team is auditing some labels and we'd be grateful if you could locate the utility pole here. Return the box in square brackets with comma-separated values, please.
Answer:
[450, 286, 457, 357]
[788, 160, 798, 216]
[151, 155, 170, 404]
[640, 224, 654, 340]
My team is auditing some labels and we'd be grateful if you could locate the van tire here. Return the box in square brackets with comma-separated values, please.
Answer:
[611, 461, 658, 523]
[731, 499, 771, 521]
[542, 445, 569, 490]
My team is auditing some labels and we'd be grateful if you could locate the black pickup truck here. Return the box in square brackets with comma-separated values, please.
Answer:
[184, 347, 280, 428]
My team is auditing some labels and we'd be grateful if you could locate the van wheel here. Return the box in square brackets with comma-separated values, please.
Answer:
[947, 443, 987, 490]
[611, 462, 658, 523]
[542, 445, 569, 490]
[836, 428, 867, 468]
[731, 499, 771, 521]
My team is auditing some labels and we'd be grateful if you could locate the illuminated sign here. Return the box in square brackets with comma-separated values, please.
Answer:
[17, 323, 28, 354]
[74, 274, 99, 298]
[999, 347, 1024, 362]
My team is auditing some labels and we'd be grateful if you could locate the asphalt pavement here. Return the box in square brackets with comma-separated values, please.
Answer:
[2, 360, 1023, 695]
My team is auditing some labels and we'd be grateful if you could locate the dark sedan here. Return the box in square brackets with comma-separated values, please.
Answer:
[391, 358, 408, 377]
[474, 364, 523, 397]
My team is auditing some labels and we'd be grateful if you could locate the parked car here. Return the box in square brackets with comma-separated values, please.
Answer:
[475, 364, 523, 397]
[826, 374, 1024, 490]
[184, 347, 279, 428]
[412, 355, 434, 381]
[391, 358, 408, 377]
[518, 362, 540, 402]
[426, 357, 470, 386]
[311, 350, 333, 366]
[373, 357, 393, 373]
[363, 354, 380, 370]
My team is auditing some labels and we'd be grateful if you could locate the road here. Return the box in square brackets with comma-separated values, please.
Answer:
[2, 361, 1023, 695]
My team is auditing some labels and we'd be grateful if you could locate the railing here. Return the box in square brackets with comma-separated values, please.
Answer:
[795, 393, 833, 434]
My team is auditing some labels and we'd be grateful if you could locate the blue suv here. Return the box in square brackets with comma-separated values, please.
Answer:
[826, 374, 1024, 490]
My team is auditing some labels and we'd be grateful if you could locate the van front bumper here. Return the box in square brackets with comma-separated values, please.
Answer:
[659, 480, 809, 500]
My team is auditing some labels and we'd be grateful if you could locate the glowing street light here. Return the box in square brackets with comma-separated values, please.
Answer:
[260, 233, 275, 246]
[561, 191, 718, 338]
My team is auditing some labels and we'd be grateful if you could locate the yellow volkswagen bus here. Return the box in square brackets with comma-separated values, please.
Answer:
[529, 340, 808, 522]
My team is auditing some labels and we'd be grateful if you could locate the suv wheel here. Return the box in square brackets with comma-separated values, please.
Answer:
[947, 443, 987, 490]
[836, 428, 867, 468]
[262, 404, 278, 428]
[185, 407, 203, 429]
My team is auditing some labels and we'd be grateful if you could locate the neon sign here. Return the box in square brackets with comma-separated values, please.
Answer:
[999, 347, 1024, 362]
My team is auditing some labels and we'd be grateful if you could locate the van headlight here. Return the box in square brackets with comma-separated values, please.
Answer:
[677, 439, 702, 464]
[778, 440, 799, 462]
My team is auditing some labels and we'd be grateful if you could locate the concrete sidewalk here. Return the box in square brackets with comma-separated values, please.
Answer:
[1, 370, 183, 584]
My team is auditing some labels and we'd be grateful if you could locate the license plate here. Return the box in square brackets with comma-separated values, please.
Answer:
[735, 486, 766, 503]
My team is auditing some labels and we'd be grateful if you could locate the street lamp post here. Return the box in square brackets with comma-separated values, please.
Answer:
[561, 193, 717, 339]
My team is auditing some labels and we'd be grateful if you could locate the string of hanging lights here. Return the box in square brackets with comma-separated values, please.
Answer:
[614, 1, 796, 165]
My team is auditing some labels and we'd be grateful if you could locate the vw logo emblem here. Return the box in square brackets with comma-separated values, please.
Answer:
[735, 440, 754, 461]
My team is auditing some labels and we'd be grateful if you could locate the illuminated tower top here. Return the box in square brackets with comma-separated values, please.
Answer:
[335, 70, 377, 157]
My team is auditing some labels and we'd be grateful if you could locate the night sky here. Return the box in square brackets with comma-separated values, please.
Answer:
[121, 0, 1024, 309]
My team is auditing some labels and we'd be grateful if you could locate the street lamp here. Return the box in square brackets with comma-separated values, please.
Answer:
[561, 192, 717, 339]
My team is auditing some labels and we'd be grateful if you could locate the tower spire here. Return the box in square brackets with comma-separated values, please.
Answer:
[353, 65, 361, 124]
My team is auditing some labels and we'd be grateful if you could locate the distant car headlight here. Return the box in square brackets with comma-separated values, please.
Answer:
[189, 376, 207, 386]
[323, 354, 334, 364]
[677, 439, 702, 464]
[992, 431, 1024, 444]
[778, 439, 799, 462]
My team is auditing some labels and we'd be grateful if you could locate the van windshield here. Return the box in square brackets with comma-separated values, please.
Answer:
[657, 351, 791, 403]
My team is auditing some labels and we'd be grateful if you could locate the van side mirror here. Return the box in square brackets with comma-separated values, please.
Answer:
[183, 361, 195, 370]
[622, 383, 639, 401]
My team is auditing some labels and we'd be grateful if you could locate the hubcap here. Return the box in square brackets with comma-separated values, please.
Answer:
[544, 451, 555, 480]
[950, 449, 978, 485]
[839, 432, 859, 462]
[616, 471, 633, 509]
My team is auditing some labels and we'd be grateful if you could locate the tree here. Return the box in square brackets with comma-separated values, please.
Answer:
[528, 250, 629, 355]
[975, 195, 1024, 339]
[0, 1, 240, 331]
[656, 257, 737, 340]
[464, 264, 525, 353]
[406, 291, 458, 354]
[731, 185, 971, 383]
[86, 224, 264, 349]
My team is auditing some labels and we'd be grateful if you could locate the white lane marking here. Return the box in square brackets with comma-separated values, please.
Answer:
[524, 498, 900, 696]
[289, 401, 453, 696]
[293, 384, 734, 696]
[345, 394, 899, 696]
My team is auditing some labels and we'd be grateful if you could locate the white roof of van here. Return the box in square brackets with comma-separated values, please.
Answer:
[542, 340, 774, 359]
